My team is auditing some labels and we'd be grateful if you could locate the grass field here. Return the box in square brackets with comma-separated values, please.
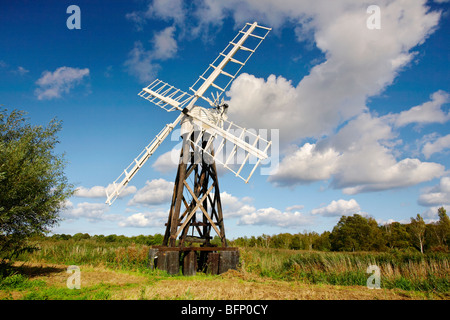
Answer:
[0, 239, 448, 300]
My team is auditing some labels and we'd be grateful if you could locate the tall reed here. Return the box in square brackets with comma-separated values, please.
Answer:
[239, 248, 450, 293]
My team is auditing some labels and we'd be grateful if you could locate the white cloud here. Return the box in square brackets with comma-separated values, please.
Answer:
[35, 66, 89, 100]
[311, 199, 362, 217]
[395, 90, 450, 127]
[286, 204, 305, 212]
[268, 142, 340, 186]
[15, 66, 29, 75]
[0, 61, 29, 76]
[118, 210, 168, 228]
[61, 201, 121, 222]
[124, 41, 160, 83]
[127, 0, 185, 31]
[126, 0, 442, 145]
[220, 191, 255, 218]
[238, 207, 314, 228]
[152, 147, 180, 174]
[418, 177, 450, 206]
[421, 205, 450, 224]
[225, 1, 441, 145]
[269, 112, 445, 193]
[124, 0, 446, 198]
[125, 26, 178, 83]
[422, 134, 450, 159]
[152, 26, 178, 60]
[128, 178, 174, 206]
[75, 184, 137, 199]
[326, 113, 445, 194]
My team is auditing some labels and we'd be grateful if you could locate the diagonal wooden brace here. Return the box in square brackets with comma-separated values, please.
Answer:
[183, 181, 223, 239]
[171, 183, 215, 241]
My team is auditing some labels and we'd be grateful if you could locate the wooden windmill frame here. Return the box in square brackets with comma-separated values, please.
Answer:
[106, 22, 272, 274]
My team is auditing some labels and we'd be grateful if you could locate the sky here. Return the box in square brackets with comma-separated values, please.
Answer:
[1, 0, 449, 239]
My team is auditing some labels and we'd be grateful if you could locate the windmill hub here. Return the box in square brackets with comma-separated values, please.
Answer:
[180, 105, 228, 136]
[106, 22, 272, 275]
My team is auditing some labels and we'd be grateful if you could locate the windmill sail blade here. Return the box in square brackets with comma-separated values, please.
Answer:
[105, 114, 183, 205]
[184, 112, 271, 183]
[138, 79, 194, 112]
[189, 22, 271, 107]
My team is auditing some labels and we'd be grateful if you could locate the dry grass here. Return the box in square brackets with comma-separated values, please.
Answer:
[1, 262, 436, 300]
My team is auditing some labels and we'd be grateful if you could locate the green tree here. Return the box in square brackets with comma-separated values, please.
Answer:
[436, 207, 450, 247]
[383, 222, 411, 250]
[408, 214, 426, 254]
[72, 233, 90, 241]
[0, 109, 73, 261]
[329, 214, 385, 252]
[313, 231, 331, 251]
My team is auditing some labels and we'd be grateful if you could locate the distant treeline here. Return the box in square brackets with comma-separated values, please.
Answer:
[233, 208, 450, 253]
[48, 207, 450, 254]
[50, 233, 165, 246]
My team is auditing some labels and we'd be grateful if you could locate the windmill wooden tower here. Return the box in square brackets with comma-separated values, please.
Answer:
[106, 22, 271, 275]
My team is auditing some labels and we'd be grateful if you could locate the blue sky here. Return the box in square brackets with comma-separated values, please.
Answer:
[1, 0, 449, 239]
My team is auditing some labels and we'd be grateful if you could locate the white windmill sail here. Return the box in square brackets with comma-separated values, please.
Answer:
[183, 116, 272, 183]
[105, 115, 182, 205]
[190, 22, 271, 106]
[106, 22, 271, 205]
[138, 79, 193, 112]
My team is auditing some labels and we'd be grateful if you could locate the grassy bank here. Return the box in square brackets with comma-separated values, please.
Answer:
[5, 239, 450, 295]
[14, 239, 151, 271]
[239, 247, 449, 293]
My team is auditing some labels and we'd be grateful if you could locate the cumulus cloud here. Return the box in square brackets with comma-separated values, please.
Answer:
[422, 134, 450, 159]
[125, 26, 178, 83]
[152, 26, 178, 60]
[269, 112, 445, 193]
[311, 199, 362, 217]
[126, 0, 185, 31]
[125, 0, 446, 199]
[220, 191, 255, 218]
[118, 210, 168, 228]
[395, 90, 450, 127]
[35, 66, 90, 100]
[61, 201, 121, 222]
[286, 204, 305, 212]
[238, 207, 314, 228]
[124, 41, 160, 83]
[128, 178, 174, 206]
[418, 177, 450, 206]
[226, 1, 441, 145]
[75, 184, 137, 199]
[152, 147, 180, 174]
[268, 142, 340, 186]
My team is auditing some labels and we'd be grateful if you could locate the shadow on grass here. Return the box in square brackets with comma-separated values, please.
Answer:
[1, 261, 65, 279]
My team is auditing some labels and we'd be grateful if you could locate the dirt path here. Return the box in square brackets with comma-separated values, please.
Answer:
[1, 262, 439, 300]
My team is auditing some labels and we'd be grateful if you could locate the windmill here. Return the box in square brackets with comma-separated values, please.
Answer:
[106, 22, 272, 275]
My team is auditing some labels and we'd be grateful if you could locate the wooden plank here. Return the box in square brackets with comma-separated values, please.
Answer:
[156, 249, 180, 274]
[219, 250, 239, 274]
[206, 252, 219, 275]
[167, 251, 180, 275]
[182, 251, 197, 276]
